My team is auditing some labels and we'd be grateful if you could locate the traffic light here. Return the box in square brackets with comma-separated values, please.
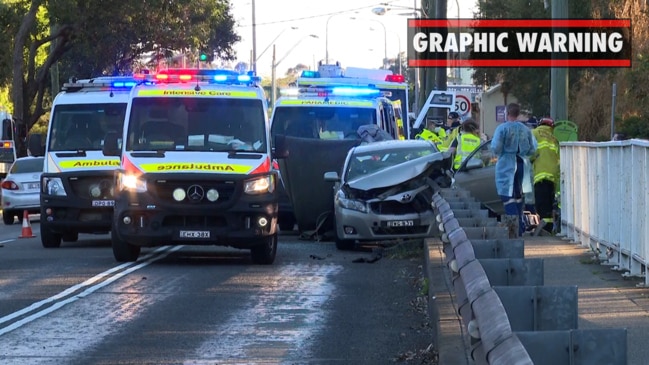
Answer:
[199, 53, 208, 62]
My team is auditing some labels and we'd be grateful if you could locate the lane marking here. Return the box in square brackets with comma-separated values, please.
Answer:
[0, 245, 183, 335]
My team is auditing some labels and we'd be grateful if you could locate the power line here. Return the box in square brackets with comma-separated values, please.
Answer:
[238, 1, 400, 27]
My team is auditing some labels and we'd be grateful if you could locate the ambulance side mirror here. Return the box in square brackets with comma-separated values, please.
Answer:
[273, 134, 289, 159]
[102, 132, 121, 157]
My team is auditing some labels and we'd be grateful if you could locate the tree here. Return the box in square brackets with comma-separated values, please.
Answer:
[9, 0, 239, 156]
[285, 63, 309, 77]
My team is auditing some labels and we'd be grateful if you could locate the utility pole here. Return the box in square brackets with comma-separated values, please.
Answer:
[550, 0, 568, 121]
[252, 0, 258, 73]
[271, 45, 277, 108]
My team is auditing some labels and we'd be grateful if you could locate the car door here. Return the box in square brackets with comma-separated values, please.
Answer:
[452, 139, 503, 215]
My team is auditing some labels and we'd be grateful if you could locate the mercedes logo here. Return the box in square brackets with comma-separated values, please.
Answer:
[187, 185, 204, 202]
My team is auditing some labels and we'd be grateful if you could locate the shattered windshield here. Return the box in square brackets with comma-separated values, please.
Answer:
[271, 106, 377, 141]
[48, 103, 127, 152]
[345, 146, 435, 181]
[125, 97, 266, 152]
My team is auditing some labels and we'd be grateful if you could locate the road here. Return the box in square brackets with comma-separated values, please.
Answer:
[0, 216, 435, 364]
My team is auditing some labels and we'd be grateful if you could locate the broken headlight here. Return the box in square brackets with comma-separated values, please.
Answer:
[335, 190, 368, 213]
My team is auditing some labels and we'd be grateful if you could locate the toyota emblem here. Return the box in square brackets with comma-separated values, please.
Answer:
[187, 185, 204, 202]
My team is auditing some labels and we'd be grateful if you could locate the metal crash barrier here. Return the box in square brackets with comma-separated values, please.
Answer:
[429, 188, 628, 364]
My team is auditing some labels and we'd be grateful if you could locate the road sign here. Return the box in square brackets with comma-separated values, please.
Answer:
[455, 94, 471, 117]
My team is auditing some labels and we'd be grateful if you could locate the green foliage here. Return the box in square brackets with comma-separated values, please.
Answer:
[618, 115, 649, 139]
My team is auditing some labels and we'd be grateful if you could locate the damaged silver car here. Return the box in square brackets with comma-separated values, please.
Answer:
[324, 139, 452, 250]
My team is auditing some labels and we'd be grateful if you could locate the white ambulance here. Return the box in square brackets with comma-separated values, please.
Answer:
[31, 76, 144, 248]
[104, 69, 278, 264]
[270, 82, 399, 234]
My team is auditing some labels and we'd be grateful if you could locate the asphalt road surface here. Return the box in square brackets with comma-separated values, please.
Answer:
[0, 215, 436, 364]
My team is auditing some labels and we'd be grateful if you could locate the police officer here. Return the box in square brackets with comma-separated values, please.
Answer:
[532, 117, 560, 232]
[448, 121, 482, 170]
[439, 112, 462, 151]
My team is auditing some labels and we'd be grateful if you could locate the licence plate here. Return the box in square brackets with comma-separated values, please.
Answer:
[179, 230, 210, 239]
[385, 220, 415, 227]
[92, 200, 115, 207]
[27, 183, 40, 190]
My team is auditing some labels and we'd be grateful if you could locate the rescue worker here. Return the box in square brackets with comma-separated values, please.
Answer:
[532, 117, 560, 232]
[491, 103, 538, 238]
[448, 121, 482, 170]
[439, 111, 462, 151]
[415, 118, 446, 149]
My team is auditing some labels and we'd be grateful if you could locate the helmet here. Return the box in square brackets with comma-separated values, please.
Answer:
[448, 112, 459, 119]
[539, 117, 554, 127]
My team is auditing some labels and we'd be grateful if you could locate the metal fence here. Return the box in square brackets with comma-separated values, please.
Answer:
[560, 139, 649, 286]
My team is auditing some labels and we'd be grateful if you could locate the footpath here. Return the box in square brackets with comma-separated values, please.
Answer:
[425, 234, 649, 365]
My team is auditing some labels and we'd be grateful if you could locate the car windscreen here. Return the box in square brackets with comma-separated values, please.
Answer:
[48, 103, 127, 152]
[271, 106, 377, 142]
[10, 158, 44, 173]
[125, 97, 266, 152]
[345, 146, 435, 181]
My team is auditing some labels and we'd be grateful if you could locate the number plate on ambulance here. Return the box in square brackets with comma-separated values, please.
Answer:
[179, 230, 210, 239]
[385, 220, 415, 227]
[92, 200, 115, 207]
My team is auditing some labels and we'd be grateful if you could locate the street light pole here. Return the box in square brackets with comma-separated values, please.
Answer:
[271, 34, 319, 107]
[251, 0, 257, 73]
[325, 14, 338, 64]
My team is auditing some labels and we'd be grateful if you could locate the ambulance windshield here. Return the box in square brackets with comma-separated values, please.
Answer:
[48, 103, 127, 152]
[125, 97, 266, 152]
[271, 106, 376, 141]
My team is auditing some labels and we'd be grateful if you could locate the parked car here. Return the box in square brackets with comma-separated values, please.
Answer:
[452, 139, 503, 216]
[1, 156, 44, 225]
[324, 139, 452, 250]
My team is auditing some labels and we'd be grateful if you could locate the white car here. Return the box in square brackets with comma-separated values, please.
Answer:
[1, 156, 44, 225]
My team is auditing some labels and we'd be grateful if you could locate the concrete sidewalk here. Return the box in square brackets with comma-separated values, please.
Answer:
[426, 234, 649, 365]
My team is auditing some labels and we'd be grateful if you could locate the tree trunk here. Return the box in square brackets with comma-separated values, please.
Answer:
[11, 0, 42, 157]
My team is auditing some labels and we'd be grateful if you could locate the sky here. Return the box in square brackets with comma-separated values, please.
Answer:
[229, 0, 478, 79]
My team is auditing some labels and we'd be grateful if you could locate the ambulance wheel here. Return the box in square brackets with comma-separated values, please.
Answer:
[62, 232, 79, 242]
[250, 233, 277, 265]
[111, 230, 140, 262]
[41, 224, 62, 248]
[3, 210, 15, 225]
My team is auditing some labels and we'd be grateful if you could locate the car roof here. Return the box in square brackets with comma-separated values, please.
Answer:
[351, 139, 435, 154]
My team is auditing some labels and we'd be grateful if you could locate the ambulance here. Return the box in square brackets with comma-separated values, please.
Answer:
[270, 80, 399, 234]
[30, 76, 144, 248]
[104, 69, 278, 264]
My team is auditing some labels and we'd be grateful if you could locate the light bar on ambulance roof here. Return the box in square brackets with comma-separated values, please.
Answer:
[385, 74, 405, 83]
[61, 75, 154, 91]
[295, 86, 381, 98]
[152, 68, 260, 85]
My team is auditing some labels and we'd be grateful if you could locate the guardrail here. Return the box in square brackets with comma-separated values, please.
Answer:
[560, 139, 649, 286]
[430, 188, 627, 364]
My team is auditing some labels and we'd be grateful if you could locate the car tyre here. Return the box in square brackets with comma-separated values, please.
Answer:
[111, 229, 140, 262]
[335, 237, 355, 251]
[250, 233, 277, 265]
[62, 232, 79, 242]
[3, 210, 15, 225]
[41, 223, 63, 248]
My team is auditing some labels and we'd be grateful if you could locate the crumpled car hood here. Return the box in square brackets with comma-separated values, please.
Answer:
[346, 151, 451, 191]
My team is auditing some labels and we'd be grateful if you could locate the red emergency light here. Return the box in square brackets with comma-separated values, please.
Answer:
[385, 74, 405, 83]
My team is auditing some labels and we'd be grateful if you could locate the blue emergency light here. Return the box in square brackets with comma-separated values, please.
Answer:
[111, 81, 138, 88]
[331, 87, 381, 96]
[300, 70, 320, 78]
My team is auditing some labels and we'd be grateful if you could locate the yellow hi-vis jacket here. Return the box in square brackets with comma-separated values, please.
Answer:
[440, 126, 460, 151]
[415, 129, 443, 145]
[453, 133, 482, 169]
[531, 125, 560, 193]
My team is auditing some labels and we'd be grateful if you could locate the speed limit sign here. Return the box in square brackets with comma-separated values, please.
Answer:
[454, 94, 472, 117]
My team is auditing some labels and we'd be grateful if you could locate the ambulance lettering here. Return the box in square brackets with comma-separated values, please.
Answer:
[139, 162, 253, 174]
[59, 159, 120, 169]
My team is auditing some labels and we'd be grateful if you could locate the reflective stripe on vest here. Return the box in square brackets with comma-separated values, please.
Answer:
[534, 171, 555, 184]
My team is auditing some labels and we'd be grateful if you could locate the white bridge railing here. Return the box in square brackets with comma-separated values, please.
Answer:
[560, 139, 649, 286]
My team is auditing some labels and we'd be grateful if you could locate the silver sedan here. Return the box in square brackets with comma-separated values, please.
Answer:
[1, 156, 44, 225]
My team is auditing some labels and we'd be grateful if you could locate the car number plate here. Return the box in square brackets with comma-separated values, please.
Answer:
[27, 183, 40, 189]
[92, 200, 115, 207]
[385, 220, 415, 227]
[179, 230, 210, 239]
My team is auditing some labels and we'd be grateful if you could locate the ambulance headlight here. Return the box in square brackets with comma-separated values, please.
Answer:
[172, 188, 186, 201]
[244, 175, 275, 195]
[118, 173, 147, 193]
[44, 177, 67, 196]
[206, 189, 220, 202]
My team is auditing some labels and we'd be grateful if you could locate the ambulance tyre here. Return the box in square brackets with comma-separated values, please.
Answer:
[250, 233, 277, 265]
[41, 224, 62, 248]
[62, 232, 79, 242]
[111, 230, 140, 262]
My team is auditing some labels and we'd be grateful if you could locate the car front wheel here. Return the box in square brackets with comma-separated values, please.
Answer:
[111, 230, 140, 262]
[62, 232, 79, 242]
[250, 233, 277, 265]
[3, 210, 15, 225]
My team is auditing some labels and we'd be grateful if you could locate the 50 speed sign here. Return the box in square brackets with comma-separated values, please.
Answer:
[454, 94, 471, 117]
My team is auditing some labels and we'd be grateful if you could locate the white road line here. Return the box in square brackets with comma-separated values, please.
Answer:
[0, 239, 15, 244]
[0, 245, 182, 334]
